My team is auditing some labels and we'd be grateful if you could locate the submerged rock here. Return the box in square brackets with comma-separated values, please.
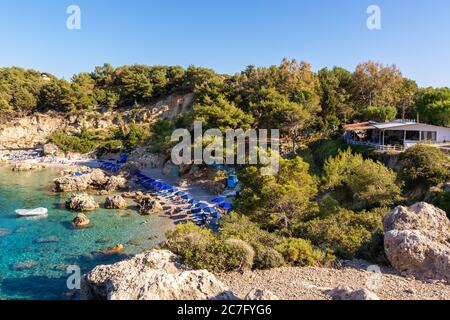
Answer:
[0, 227, 12, 237]
[137, 196, 163, 215]
[33, 236, 59, 243]
[95, 237, 112, 244]
[383, 202, 450, 281]
[66, 193, 99, 212]
[72, 213, 91, 228]
[104, 195, 127, 209]
[98, 244, 125, 255]
[11, 260, 39, 271]
[81, 250, 238, 300]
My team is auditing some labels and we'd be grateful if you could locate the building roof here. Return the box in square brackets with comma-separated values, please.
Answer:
[344, 120, 449, 131]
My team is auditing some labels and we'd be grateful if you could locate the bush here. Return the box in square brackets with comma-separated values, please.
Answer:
[254, 247, 285, 269]
[275, 238, 327, 266]
[399, 144, 449, 191]
[219, 213, 284, 269]
[309, 139, 373, 168]
[164, 223, 229, 272]
[323, 149, 402, 209]
[297, 208, 385, 260]
[148, 119, 175, 153]
[51, 130, 96, 153]
[224, 239, 255, 271]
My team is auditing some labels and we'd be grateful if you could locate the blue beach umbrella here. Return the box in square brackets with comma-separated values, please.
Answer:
[219, 203, 232, 210]
[211, 197, 225, 204]
[202, 207, 215, 213]
[190, 208, 202, 214]
[195, 202, 208, 208]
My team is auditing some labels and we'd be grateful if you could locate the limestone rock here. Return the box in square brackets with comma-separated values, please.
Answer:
[72, 213, 91, 228]
[383, 202, 450, 281]
[43, 143, 60, 156]
[245, 289, 279, 300]
[137, 195, 163, 215]
[53, 169, 126, 193]
[98, 244, 125, 255]
[104, 176, 127, 192]
[66, 193, 99, 212]
[105, 195, 127, 209]
[327, 286, 380, 300]
[81, 250, 238, 300]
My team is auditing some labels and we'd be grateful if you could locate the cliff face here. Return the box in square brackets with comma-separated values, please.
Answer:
[0, 92, 194, 151]
[0, 114, 66, 149]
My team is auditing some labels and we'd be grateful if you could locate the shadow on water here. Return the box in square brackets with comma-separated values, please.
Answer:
[1, 253, 131, 300]
[0, 275, 71, 300]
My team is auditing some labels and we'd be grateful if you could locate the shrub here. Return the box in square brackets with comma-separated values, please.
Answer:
[148, 119, 176, 153]
[219, 213, 284, 269]
[224, 239, 255, 271]
[164, 223, 229, 272]
[51, 130, 96, 153]
[309, 139, 373, 168]
[399, 144, 449, 191]
[254, 247, 285, 269]
[318, 195, 341, 217]
[297, 208, 385, 260]
[323, 149, 402, 209]
[275, 238, 326, 266]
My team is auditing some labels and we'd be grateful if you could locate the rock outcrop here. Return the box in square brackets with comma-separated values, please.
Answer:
[105, 195, 127, 209]
[245, 289, 279, 300]
[54, 169, 127, 193]
[66, 193, 99, 212]
[104, 176, 127, 192]
[137, 195, 163, 215]
[383, 202, 450, 281]
[327, 286, 380, 300]
[98, 244, 125, 255]
[72, 213, 91, 228]
[81, 250, 238, 300]
[0, 114, 65, 149]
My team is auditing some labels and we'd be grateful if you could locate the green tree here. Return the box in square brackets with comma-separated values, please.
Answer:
[353, 61, 404, 111]
[323, 149, 402, 208]
[361, 105, 398, 122]
[415, 87, 450, 126]
[318, 67, 355, 125]
[399, 144, 450, 191]
[193, 95, 254, 131]
[236, 157, 318, 232]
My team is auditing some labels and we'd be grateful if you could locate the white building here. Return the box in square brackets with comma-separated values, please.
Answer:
[343, 120, 450, 152]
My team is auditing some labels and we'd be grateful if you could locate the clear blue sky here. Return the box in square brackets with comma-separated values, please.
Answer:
[1, 0, 449, 87]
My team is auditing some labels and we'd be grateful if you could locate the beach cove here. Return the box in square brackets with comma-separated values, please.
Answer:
[0, 166, 173, 300]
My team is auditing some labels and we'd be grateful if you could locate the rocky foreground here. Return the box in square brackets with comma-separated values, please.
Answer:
[217, 262, 449, 300]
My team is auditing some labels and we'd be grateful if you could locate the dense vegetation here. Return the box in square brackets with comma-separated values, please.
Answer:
[1, 59, 448, 271]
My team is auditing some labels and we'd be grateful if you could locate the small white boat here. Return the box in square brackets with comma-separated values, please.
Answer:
[15, 208, 48, 217]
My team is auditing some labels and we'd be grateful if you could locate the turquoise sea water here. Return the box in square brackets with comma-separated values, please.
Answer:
[0, 166, 173, 300]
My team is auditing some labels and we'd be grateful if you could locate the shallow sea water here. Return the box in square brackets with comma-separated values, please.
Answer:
[0, 167, 173, 300]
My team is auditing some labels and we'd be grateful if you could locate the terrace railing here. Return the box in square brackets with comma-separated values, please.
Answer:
[345, 139, 405, 152]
